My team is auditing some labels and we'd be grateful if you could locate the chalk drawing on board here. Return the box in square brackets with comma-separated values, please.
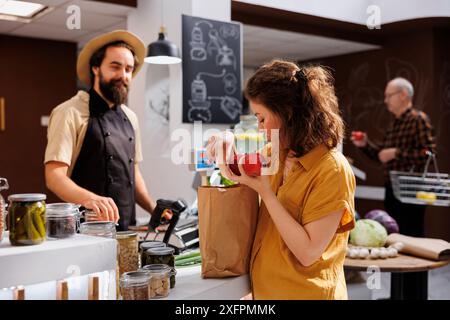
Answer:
[223, 73, 237, 95]
[189, 20, 237, 69]
[183, 15, 242, 124]
[188, 107, 212, 123]
[207, 29, 236, 70]
[190, 20, 213, 61]
[209, 96, 242, 120]
[220, 24, 239, 40]
[187, 69, 227, 123]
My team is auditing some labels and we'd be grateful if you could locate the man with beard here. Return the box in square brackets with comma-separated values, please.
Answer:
[44, 30, 159, 231]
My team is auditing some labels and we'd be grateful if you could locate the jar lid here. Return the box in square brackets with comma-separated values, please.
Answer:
[240, 114, 257, 121]
[140, 241, 166, 250]
[117, 231, 138, 239]
[120, 271, 150, 285]
[140, 264, 171, 275]
[80, 221, 116, 230]
[8, 193, 46, 202]
[46, 203, 79, 218]
[145, 246, 175, 256]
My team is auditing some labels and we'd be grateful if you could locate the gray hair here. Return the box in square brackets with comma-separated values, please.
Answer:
[390, 77, 414, 99]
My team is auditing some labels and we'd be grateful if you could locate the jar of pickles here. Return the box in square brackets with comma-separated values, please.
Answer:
[139, 240, 166, 267]
[143, 247, 176, 288]
[117, 231, 139, 276]
[119, 271, 151, 300]
[8, 194, 46, 246]
[139, 264, 171, 299]
[46, 203, 80, 239]
[0, 178, 9, 243]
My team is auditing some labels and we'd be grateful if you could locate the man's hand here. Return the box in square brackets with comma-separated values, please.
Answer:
[378, 148, 397, 163]
[45, 161, 120, 223]
[81, 196, 119, 223]
[350, 131, 368, 148]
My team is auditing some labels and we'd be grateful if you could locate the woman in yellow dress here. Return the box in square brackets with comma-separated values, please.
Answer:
[208, 59, 356, 299]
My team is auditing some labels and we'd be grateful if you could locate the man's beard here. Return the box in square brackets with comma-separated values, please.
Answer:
[99, 72, 129, 106]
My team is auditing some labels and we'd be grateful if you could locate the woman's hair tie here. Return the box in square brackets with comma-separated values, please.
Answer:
[295, 68, 308, 85]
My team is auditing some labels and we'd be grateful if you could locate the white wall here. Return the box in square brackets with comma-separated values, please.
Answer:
[128, 0, 233, 223]
[235, 0, 450, 25]
[243, 67, 256, 84]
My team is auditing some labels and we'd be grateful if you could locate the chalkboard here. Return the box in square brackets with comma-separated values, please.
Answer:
[182, 15, 243, 124]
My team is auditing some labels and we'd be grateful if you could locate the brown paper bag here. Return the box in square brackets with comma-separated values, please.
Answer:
[197, 184, 259, 278]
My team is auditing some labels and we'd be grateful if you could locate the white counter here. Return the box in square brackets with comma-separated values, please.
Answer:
[165, 265, 251, 300]
[0, 233, 117, 289]
[0, 232, 249, 300]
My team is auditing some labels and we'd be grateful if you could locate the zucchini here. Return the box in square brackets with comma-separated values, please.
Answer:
[175, 255, 202, 267]
[175, 251, 201, 261]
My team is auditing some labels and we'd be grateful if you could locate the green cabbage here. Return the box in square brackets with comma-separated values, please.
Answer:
[349, 219, 388, 247]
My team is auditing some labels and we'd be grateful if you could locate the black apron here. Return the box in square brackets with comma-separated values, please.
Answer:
[71, 89, 136, 231]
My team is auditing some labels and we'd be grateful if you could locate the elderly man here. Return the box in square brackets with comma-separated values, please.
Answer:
[352, 77, 436, 237]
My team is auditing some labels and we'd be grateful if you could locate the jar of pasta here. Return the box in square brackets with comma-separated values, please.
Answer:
[119, 271, 151, 300]
[139, 264, 172, 299]
[117, 231, 139, 276]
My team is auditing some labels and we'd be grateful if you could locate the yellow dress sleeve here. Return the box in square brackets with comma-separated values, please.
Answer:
[301, 159, 356, 233]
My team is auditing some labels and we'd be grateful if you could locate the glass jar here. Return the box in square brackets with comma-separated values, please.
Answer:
[79, 221, 118, 299]
[234, 114, 258, 133]
[0, 178, 9, 244]
[8, 193, 46, 246]
[139, 264, 171, 299]
[117, 231, 139, 276]
[119, 271, 151, 300]
[139, 241, 166, 267]
[143, 247, 176, 289]
[79, 221, 116, 238]
[234, 115, 266, 155]
[46, 203, 80, 239]
[83, 208, 100, 222]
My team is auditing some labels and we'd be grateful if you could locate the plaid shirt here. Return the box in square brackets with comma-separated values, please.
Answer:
[362, 107, 436, 183]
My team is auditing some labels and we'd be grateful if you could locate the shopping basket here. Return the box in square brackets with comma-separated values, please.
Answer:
[390, 151, 450, 206]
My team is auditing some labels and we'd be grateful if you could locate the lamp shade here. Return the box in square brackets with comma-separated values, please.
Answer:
[144, 31, 181, 65]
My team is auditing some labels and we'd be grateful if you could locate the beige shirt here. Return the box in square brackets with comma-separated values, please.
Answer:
[44, 90, 143, 177]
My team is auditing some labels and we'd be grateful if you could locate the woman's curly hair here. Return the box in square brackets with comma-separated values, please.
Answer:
[244, 59, 344, 157]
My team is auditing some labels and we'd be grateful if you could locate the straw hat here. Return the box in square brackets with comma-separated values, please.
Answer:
[77, 30, 147, 86]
